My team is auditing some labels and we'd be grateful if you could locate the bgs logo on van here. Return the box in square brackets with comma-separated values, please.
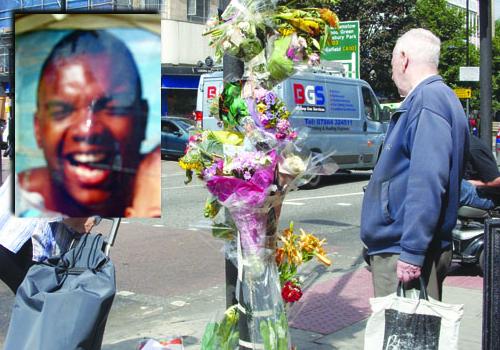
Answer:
[293, 84, 326, 112]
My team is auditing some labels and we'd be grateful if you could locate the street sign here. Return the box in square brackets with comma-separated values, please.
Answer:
[321, 21, 360, 79]
[453, 88, 472, 99]
[459, 66, 480, 81]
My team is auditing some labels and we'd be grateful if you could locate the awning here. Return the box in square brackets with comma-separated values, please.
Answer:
[161, 75, 199, 89]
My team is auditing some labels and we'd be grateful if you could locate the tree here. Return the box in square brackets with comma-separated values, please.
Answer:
[493, 19, 500, 118]
[414, 0, 480, 113]
[332, 0, 481, 105]
[332, 0, 417, 100]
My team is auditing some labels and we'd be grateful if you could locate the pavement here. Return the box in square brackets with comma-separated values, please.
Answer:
[0, 156, 484, 349]
[97, 264, 483, 350]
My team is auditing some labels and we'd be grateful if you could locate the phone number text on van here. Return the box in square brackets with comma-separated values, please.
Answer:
[304, 118, 353, 127]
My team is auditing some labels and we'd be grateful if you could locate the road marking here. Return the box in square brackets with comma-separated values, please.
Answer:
[286, 192, 363, 202]
[283, 201, 305, 206]
[171, 300, 188, 307]
[162, 172, 186, 178]
[121, 221, 129, 224]
[152, 224, 164, 227]
[336, 203, 352, 206]
[143, 307, 164, 316]
[165, 184, 204, 190]
[116, 291, 135, 297]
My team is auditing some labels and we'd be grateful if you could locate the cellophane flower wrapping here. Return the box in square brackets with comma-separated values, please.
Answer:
[228, 193, 290, 349]
[203, 0, 275, 63]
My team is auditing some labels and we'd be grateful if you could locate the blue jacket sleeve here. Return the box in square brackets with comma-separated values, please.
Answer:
[400, 108, 452, 266]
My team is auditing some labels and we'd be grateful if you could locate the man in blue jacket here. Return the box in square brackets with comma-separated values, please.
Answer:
[360, 29, 469, 301]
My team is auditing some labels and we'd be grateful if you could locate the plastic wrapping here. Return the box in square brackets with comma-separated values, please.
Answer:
[204, 0, 339, 89]
[201, 305, 239, 350]
[203, 0, 274, 63]
[229, 194, 290, 349]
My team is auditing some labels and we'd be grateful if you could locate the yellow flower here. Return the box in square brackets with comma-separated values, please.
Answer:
[257, 103, 267, 114]
[179, 158, 202, 172]
[278, 27, 295, 36]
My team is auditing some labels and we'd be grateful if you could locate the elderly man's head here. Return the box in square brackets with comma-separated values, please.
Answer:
[34, 30, 148, 212]
[391, 28, 441, 96]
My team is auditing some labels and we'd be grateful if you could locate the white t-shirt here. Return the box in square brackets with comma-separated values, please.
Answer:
[0, 176, 71, 261]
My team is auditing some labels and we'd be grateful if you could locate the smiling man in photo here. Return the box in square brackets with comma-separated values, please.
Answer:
[18, 30, 148, 217]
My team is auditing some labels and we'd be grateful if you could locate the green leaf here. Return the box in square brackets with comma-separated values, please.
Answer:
[201, 323, 217, 350]
[261, 320, 272, 349]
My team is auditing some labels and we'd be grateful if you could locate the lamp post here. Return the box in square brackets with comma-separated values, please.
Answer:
[478, 0, 492, 149]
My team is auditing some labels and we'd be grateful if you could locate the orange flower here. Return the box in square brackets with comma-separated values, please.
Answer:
[298, 229, 331, 266]
[319, 9, 339, 28]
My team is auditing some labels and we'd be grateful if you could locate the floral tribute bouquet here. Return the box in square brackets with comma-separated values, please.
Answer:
[182, 1, 340, 349]
[203, 0, 339, 86]
[276, 222, 331, 304]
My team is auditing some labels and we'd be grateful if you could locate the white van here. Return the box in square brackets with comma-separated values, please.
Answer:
[196, 70, 389, 187]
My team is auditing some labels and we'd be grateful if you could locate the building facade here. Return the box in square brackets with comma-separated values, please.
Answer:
[447, 0, 480, 47]
[161, 0, 219, 118]
[0, 0, 220, 118]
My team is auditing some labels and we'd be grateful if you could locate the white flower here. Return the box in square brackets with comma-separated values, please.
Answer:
[280, 155, 306, 175]
[238, 21, 251, 33]
[222, 40, 232, 50]
[297, 36, 307, 48]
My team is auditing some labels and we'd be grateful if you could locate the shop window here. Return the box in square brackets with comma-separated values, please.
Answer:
[187, 0, 210, 23]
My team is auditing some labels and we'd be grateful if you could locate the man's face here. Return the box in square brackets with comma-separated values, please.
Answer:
[35, 54, 147, 208]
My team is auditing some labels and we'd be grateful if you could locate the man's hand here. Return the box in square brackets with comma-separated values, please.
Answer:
[396, 260, 421, 282]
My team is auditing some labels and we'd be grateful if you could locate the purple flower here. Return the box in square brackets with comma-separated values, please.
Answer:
[264, 91, 277, 106]
[287, 47, 296, 59]
[203, 163, 218, 180]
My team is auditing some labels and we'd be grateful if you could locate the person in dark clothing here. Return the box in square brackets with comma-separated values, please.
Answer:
[459, 135, 500, 209]
[0, 240, 34, 293]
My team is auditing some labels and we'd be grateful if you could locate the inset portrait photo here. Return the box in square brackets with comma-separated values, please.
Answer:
[14, 13, 161, 218]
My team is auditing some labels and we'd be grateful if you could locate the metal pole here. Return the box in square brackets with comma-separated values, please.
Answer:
[61, 0, 66, 11]
[466, 0, 470, 66]
[478, 0, 492, 149]
[483, 219, 500, 350]
[222, 59, 243, 309]
[466, 98, 470, 120]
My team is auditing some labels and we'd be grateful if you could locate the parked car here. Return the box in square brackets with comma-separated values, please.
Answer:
[161, 116, 194, 158]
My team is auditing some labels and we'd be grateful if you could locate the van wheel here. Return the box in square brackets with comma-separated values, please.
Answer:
[302, 175, 322, 189]
[479, 250, 484, 276]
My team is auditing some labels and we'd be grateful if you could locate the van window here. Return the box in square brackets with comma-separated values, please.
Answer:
[329, 84, 359, 119]
[362, 86, 381, 122]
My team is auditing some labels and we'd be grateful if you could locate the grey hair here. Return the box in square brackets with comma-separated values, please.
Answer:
[394, 28, 441, 68]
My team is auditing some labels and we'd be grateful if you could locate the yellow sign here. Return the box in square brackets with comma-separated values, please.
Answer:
[453, 88, 472, 99]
